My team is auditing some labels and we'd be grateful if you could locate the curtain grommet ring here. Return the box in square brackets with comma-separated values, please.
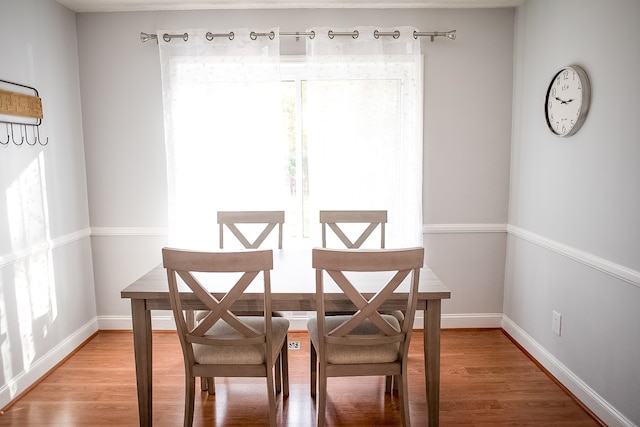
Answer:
[374, 30, 400, 39]
[163, 33, 189, 42]
[206, 32, 234, 41]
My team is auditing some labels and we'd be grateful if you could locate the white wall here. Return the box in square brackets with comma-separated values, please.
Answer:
[506, 0, 640, 425]
[0, 0, 96, 409]
[76, 8, 515, 329]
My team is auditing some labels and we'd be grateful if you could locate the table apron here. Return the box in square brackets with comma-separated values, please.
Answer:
[143, 297, 429, 313]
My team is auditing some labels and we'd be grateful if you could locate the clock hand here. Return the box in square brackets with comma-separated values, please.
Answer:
[555, 96, 571, 105]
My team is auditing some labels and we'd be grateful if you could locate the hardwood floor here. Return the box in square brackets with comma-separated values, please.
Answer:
[0, 329, 602, 426]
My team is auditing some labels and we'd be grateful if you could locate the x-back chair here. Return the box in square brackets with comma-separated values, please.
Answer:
[163, 248, 289, 427]
[307, 247, 424, 426]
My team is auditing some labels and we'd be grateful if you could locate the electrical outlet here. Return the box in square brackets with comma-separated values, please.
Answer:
[288, 341, 301, 350]
[552, 311, 562, 336]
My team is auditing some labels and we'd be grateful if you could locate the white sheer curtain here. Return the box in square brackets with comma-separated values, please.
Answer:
[158, 28, 285, 249]
[159, 27, 423, 249]
[305, 27, 423, 247]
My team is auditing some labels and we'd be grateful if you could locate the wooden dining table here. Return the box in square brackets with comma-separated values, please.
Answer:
[121, 249, 451, 427]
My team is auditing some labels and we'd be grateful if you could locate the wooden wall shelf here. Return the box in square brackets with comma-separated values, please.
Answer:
[0, 79, 48, 146]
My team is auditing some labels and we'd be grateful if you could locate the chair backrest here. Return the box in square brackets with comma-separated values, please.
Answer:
[312, 247, 423, 351]
[218, 211, 284, 249]
[319, 210, 387, 249]
[162, 248, 275, 364]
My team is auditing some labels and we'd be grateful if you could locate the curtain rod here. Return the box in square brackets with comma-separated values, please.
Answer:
[140, 29, 456, 43]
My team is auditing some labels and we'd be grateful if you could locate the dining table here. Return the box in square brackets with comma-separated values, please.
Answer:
[121, 248, 451, 427]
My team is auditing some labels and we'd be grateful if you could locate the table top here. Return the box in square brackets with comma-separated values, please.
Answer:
[121, 248, 451, 311]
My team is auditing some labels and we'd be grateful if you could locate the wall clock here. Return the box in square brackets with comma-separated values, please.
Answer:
[545, 65, 591, 137]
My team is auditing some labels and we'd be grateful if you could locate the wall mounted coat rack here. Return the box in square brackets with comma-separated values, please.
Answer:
[0, 79, 48, 146]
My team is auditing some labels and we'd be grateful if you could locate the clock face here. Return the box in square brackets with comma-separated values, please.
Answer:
[545, 66, 591, 137]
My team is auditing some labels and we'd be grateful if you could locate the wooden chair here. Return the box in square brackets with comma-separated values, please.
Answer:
[307, 247, 424, 427]
[199, 210, 285, 394]
[218, 210, 284, 249]
[163, 248, 289, 427]
[320, 210, 386, 249]
[319, 210, 401, 391]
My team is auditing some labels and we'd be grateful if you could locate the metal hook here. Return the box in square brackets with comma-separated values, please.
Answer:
[24, 125, 36, 146]
[36, 126, 48, 146]
[11, 124, 24, 146]
[1, 124, 9, 145]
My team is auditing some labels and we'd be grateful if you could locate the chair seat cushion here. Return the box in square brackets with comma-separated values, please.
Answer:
[193, 316, 289, 365]
[307, 315, 401, 364]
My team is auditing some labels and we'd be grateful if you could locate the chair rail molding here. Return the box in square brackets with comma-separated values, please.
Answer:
[0, 228, 91, 268]
[94, 225, 506, 237]
[507, 225, 640, 288]
[90, 227, 168, 236]
[423, 223, 508, 234]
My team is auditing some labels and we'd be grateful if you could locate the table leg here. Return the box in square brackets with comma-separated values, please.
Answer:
[424, 299, 441, 427]
[131, 299, 153, 427]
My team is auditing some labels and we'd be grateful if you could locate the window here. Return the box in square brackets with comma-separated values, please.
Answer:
[281, 58, 418, 244]
[159, 29, 423, 250]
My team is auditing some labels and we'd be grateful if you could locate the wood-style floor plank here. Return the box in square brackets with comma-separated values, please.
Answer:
[0, 329, 602, 426]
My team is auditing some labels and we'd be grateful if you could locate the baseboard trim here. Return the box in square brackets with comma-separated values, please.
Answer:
[441, 312, 503, 328]
[0, 318, 98, 409]
[501, 316, 634, 427]
[98, 312, 504, 331]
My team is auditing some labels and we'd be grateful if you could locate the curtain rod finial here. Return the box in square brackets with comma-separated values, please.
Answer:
[140, 32, 158, 43]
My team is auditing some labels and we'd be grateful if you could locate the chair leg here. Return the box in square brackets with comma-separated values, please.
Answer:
[397, 372, 411, 427]
[310, 341, 317, 398]
[266, 360, 278, 427]
[185, 374, 196, 427]
[385, 375, 393, 393]
[200, 375, 215, 394]
[317, 364, 327, 427]
[281, 340, 290, 397]
[275, 352, 282, 394]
